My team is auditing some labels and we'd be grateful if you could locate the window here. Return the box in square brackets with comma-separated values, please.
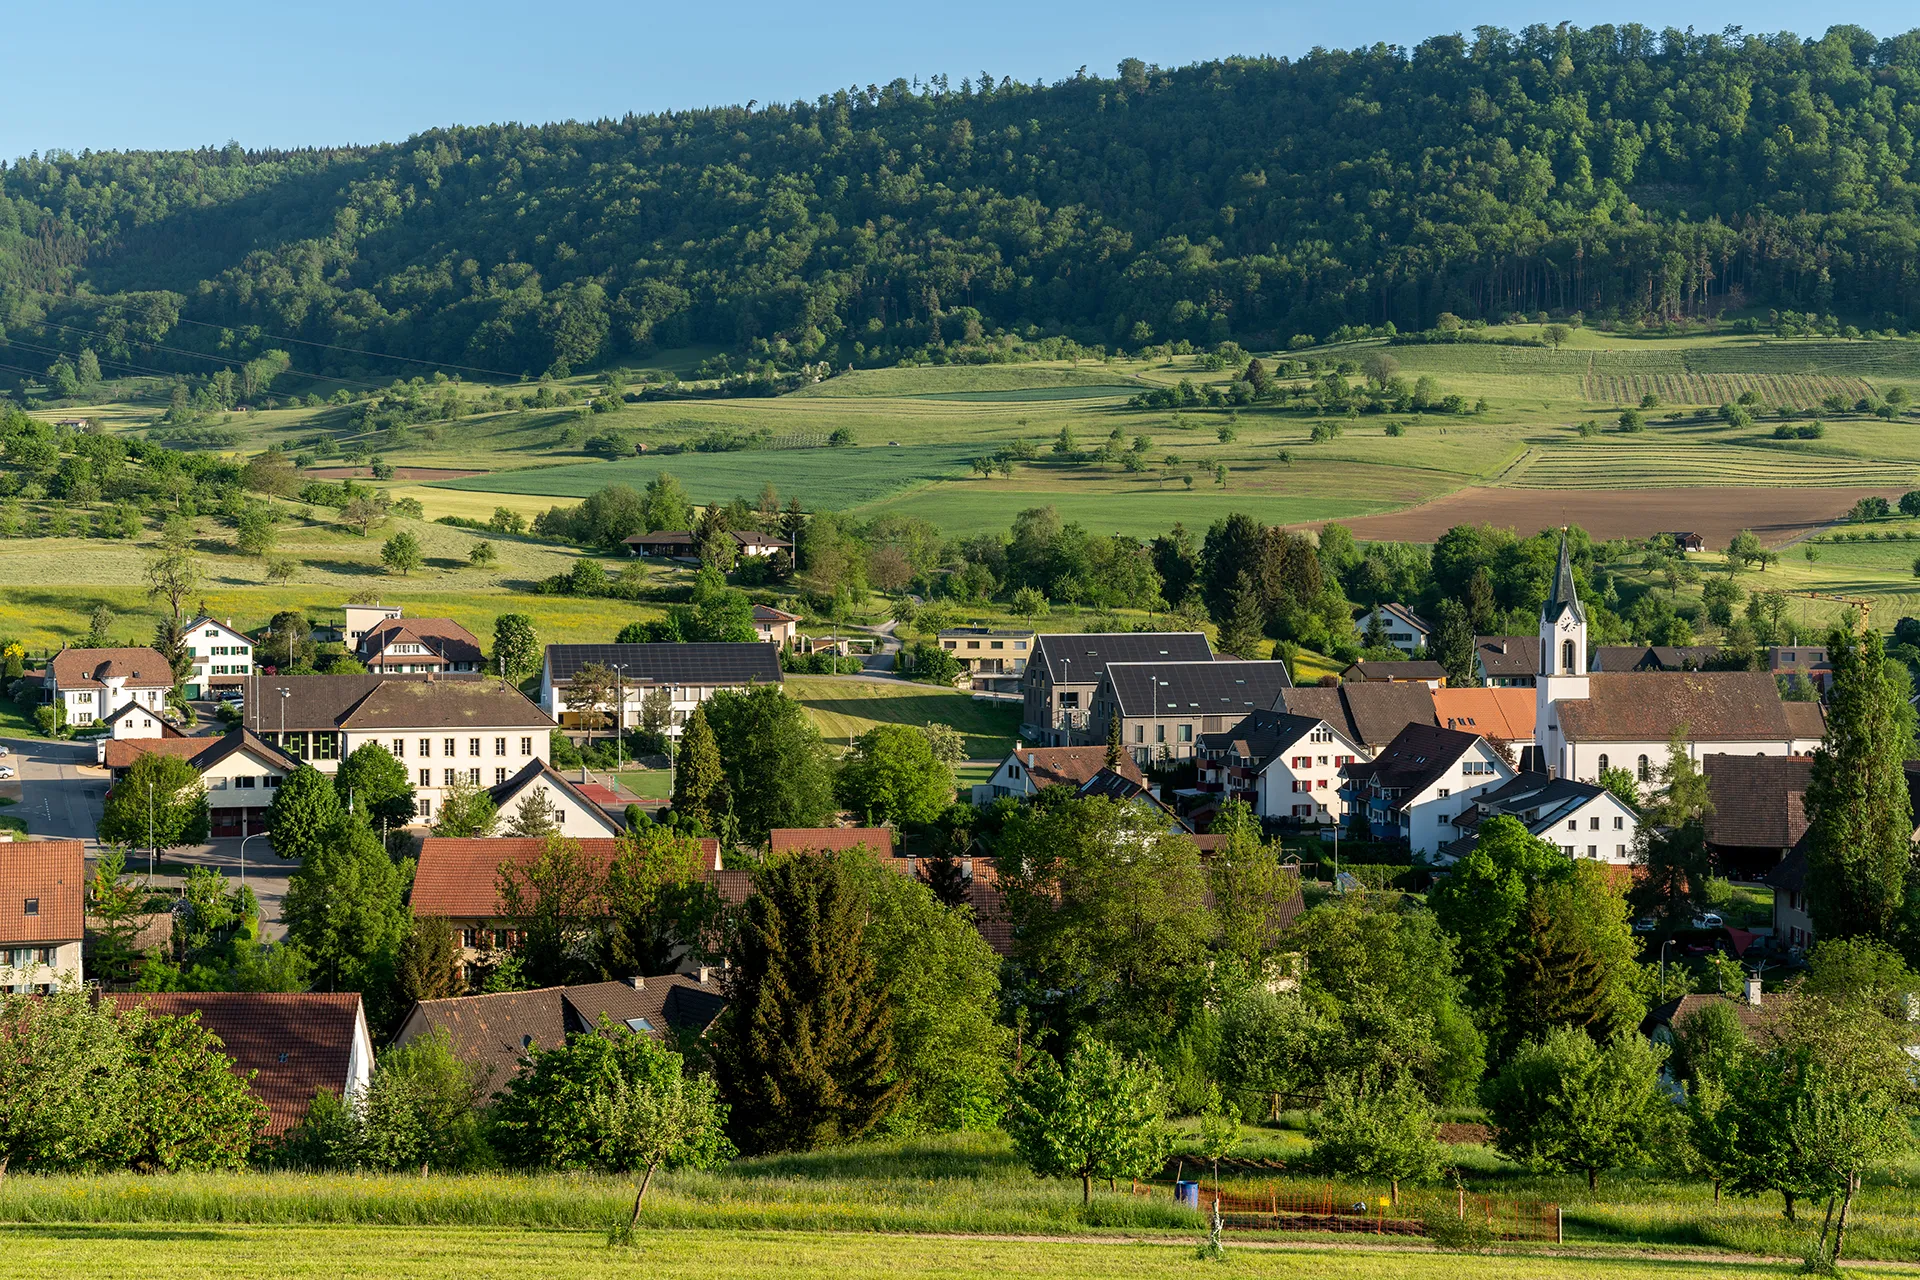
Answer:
[461, 929, 477, 949]
[444, 738, 456, 758]
[1561, 639, 1575, 671]
[1133, 725, 1143, 743]
[1617, 844, 1628, 858]
[420, 738, 433, 757]
[1566, 819, 1577, 831]
[416, 798, 431, 820]
[519, 736, 533, 755]
[1315, 778, 1328, 789]
[265, 776, 281, 789]
[469, 738, 482, 757]
[22, 898, 37, 917]
[495, 768, 508, 784]
[1587, 845, 1598, 857]
[235, 776, 256, 789]
[1155, 725, 1165, 744]
[1597, 754, 1609, 773]
[392, 738, 405, 757]
[1589, 816, 1600, 829]
[468, 768, 481, 785]
[1637, 755, 1651, 781]
[1613, 816, 1624, 830]
[1178, 724, 1193, 743]
[419, 768, 432, 787]
[494, 737, 507, 756]
[444, 769, 457, 787]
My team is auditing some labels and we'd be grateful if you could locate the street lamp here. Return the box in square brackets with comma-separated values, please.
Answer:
[239, 831, 271, 888]
[147, 779, 155, 883]
[278, 687, 289, 741]
[610, 663, 629, 772]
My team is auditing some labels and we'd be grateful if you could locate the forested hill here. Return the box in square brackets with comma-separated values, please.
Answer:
[7, 22, 1920, 380]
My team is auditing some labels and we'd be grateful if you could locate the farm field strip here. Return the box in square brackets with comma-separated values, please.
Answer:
[1507, 442, 1916, 489]
[1584, 371, 1870, 408]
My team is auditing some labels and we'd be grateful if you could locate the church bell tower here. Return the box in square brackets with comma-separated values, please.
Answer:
[1535, 529, 1590, 777]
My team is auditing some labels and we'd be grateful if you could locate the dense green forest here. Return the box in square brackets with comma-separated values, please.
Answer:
[7, 22, 1920, 381]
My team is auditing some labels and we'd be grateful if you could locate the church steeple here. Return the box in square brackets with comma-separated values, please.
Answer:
[1543, 528, 1585, 626]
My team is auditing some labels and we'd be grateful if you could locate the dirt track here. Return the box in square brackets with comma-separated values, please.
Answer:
[302, 465, 488, 480]
[1298, 485, 1908, 548]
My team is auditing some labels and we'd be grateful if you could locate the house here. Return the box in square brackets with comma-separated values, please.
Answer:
[1346, 723, 1517, 857]
[1474, 636, 1539, 688]
[970, 746, 1146, 805]
[97, 699, 189, 755]
[108, 992, 373, 1136]
[487, 759, 627, 836]
[411, 836, 740, 978]
[1431, 687, 1537, 751]
[45, 646, 174, 727]
[1702, 755, 1813, 879]
[1439, 773, 1640, 865]
[938, 627, 1035, 679]
[358, 616, 485, 673]
[1364, 604, 1431, 654]
[729, 530, 792, 558]
[391, 974, 727, 1095]
[1769, 645, 1833, 695]
[1765, 846, 1814, 951]
[623, 530, 792, 559]
[1, 840, 84, 992]
[105, 728, 303, 840]
[751, 604, 802, 649]
[1663, 532, 1708, 554]
[1021, 632, 1214, 746]
[539, 643, 783, 742]
[341, 602, 404, 650]
[1342, 659, 1447, 689]
[180, 617, 255, 698]
[1075, 766, 1194, 831]
[1588, 644, 1721, 674]
[1274, 681, 1439, 754]
[1195, 710, 1365, 824]
[769, 828, 895, 858]
[1533, 532, 1828, 789]
[1089, 659, 1295, 765]
[232, 673, 554, 825]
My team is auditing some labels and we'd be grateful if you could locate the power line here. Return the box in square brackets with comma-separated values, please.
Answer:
[164, 314, 529, 381]
[16, 320, 387, 393]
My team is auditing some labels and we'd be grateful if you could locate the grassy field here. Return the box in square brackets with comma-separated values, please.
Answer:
[2, 1223, 1864, 1280]
[784, 676, 1022, 760]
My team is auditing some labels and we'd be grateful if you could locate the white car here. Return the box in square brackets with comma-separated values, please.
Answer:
[0, 766, 15, 780]
[1690, 912, 1725, 930]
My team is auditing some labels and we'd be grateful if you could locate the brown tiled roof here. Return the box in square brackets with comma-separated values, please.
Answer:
[1783, 701, 1827, 740]
[337, 676, 553, 730]
[769, 828, 895, 858]
[109, 991, 366, 1135]
[412, 835, 722, 918]
[1277, 682, 1439, 750]
[1000, 746, 1145, 790]
[2, 840, 84, 942]
[1558, 672, 1804, 743]
[1343, 660, 1447, 682]
[751, 603, 802, 623]
[400, 975, 728, 1097]
[1645, 992, 1788, 1039]
[1475, 636, 1538, 677]
[50, 646, 174, 689]
[1703, 755, 1814, 851]
[102, 737, 211, 769]
[105, 728, 299, 775]
[360, 617, 485, 666]
[233, 673, 491, 733]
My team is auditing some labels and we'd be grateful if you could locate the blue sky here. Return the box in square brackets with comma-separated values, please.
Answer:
[9, 1, 1917, 159]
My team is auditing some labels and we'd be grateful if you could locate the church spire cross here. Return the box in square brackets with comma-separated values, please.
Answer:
[1543, 527, 1585, 624]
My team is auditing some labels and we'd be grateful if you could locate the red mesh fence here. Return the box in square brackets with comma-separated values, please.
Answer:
[1196, 1182, 1560, 1242]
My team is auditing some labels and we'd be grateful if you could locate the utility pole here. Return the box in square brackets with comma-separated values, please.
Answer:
[147, 780, 155, 883]
[612, 663, 628, 771]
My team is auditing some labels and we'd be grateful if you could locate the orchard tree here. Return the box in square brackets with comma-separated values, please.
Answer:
[588, 1036, 733, 1228]
[381, 530, 424, 575]
[1481, 1028, 1671, 1192]
[837, 723, 954, 826]
[1005, 1038, 1170, 1204]
[1307, 1077, 1444, 1203]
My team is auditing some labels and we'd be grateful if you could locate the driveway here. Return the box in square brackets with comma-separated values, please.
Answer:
[3, 734, 106, 844]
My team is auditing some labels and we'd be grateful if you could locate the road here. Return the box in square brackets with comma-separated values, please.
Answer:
[1, 731, 295, 935]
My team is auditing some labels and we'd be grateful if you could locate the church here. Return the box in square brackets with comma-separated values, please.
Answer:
[1533, 533, 1827, 789]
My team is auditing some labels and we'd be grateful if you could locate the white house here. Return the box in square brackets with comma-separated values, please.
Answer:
[46, 646, 174, 727]
[487, 759, 626, 836]
[540, 643, 784, 742]
[1197, 710, 1367, 825]
[1440, 773, 1641, 865]
[752, 604, 802, 649]
[104, 728, 308, 839]
[1533, 533, 1827, 792]
[358, 616, 485, 673]
[971, 745, 1147, 806]
[1366, 604, 1431, 654]
[232, 673, 555, 825]
[1, 840, 84, 993]
[342, 603, 405, 650]
[181, 617, 255, 698]
[1350, 722, 1517, 858]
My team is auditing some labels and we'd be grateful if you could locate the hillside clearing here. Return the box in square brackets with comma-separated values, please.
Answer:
[785, 676, 1021, 759]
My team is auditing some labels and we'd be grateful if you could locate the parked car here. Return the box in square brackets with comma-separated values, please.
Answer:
[0, 744, 10, 756]
[1631, 917, 1658, 934]
[0, 766, 14, 780]
[217, 688, 245, 703]
[1689, 912, 1724, 930]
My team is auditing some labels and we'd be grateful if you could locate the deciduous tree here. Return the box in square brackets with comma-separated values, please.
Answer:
[1005, 1038, 1170, 1204]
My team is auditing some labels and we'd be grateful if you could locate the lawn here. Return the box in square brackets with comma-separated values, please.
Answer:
[1, 1224, 1857, 1280]
[785, 676, 1022, 760]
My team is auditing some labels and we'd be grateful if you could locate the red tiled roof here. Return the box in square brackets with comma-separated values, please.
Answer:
[360, 617, 484, 666]
[769, 827, 895, 858]
[412, 836, 723, 918]
[1558, 672, 1807, 743]
[102, 737, 209, 770]
[50, 646, 174, 690]
[108, 991, 366, 1135]
[2, 840, 84, 942]
[999, 746, 1146, 791]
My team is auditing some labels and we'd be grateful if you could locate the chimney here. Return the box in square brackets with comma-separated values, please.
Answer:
[696, 966, 712, 986]
[1744, 975, 1763, 1007]
[627, 975, 644, 990]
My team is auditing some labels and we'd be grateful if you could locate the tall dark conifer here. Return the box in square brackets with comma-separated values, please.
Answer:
[710, 852, 903, 1153]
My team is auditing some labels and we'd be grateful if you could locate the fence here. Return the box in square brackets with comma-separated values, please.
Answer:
[1195, 1182, 1561, 1242]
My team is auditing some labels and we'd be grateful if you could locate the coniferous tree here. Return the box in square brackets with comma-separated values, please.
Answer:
[1631, 727, 1713, 923]
[709, 851, 903, 1153]
[671, 705, 724, 832]
[1432, 598, 1475, 687]
[1806, 624, 1916, 942]
[1216, 571, 1266, 659]
[1505, 894, 1608, 1039]
[1105, 707, 1124, 768]
[395, 916, 466, 1006]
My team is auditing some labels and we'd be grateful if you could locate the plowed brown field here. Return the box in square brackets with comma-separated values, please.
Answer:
[1296, 485, 1905, 547]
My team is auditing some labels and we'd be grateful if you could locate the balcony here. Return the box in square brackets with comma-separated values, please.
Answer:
[1053, 709, 1089, 732]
